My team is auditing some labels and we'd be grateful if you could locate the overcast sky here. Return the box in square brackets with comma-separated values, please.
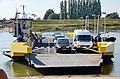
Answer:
[0, 0, 120, 19]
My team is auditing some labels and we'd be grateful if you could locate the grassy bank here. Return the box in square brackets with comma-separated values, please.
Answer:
[32, 19, 120, 32]
[1, 19, 120, 32]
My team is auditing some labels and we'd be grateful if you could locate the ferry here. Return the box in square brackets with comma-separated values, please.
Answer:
[3, 8, 33, 59]
[2, 7, 114, 71]
[2, 17, 102, 70]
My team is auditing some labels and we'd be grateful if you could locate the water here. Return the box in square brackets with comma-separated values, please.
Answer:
[0, 32, 120, 78]
[0, 32, 42, 78]
[100, 32, 120, 76]
[105, 32, 120, 76]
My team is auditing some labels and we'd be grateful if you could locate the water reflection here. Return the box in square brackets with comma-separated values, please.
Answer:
[6, 60, 43, 77]
[101, 63, 114, 75]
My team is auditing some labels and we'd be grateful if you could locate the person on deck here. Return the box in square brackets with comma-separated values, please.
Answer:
[23, 34, 28, 42]
[94, 34, 102, 46]
[97, 34, 102, 42]
[39, 35, 42, 44]
[30, 33, 35, 48]
[34, 33, 38, 43]
[17, 34, 24, 42]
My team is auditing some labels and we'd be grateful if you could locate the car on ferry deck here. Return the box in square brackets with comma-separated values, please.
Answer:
[53, 34, 65, 43]
[55, 38, 71, 53]
[73, 30, 93, 52]
[52, 32, 62, 36]
[0, 25, 5, 29]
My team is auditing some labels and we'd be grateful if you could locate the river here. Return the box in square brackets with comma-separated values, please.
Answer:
[0, 32, 120, 78]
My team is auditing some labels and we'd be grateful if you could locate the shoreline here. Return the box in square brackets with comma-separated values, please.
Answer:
[1, 26, 120, 33]
[0, 28, 9, 33]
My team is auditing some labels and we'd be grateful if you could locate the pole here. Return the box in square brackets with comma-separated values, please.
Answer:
[88, 16, 89, 31]
[97, 15, 100, 35]
[102, 12, 106, 41]
[20, 5, 26, 18]
[85, 16, 89, 30]
[28, 21, 32, 46]
[81, 17, 83, 30]
[85, 16, 87, 30]
[16, 9, 18, 37]
[48, 39, 51, 54]
[79, 18, 81, 29]
[104, 14, 106, 35]
[92, 14, 96, 36]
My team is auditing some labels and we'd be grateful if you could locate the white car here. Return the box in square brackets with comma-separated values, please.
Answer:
[73, 29, 93, 52]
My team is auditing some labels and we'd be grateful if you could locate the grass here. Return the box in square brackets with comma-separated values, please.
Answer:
[1, 19, 120, 32]
[32, 19, 120, 32]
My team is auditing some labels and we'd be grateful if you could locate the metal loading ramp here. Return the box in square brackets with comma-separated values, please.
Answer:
[25, 54, 102, 68]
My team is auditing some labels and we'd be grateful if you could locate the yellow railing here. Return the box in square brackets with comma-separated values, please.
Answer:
[67, 32, 74, 37]
[11, 42, 32, 57]
[97, 42, 114, 56]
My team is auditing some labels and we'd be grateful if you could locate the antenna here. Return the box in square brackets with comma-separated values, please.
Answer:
[20, 5, 27, 18]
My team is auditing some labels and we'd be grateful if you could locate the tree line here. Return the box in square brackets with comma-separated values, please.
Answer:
[60, 0, 101, 19]
[43, 0, 119, 20]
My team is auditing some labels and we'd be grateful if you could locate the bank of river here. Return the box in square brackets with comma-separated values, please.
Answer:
[0, 28, 120, 79]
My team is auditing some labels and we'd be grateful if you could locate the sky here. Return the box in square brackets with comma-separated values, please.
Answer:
[0, 0, 120, 19]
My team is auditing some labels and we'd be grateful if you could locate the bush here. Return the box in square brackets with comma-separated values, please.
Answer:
[43, 9, 54, 19]
[48, 13, 59, 20]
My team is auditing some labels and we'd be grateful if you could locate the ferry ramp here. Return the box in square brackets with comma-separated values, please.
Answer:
[25, 53, 101, 68]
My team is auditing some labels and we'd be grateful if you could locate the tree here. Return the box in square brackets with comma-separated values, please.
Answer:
[68, 0, 72, 19]
[106, 12, 120, 19]
[48, 13, 59, 20]
[67, 0, 102, 19]
[60, 1, 64, 19]
[77, 0, 81, 18]
[36, 17, 41, 21]
[73, 0, 78, 19]
[3, 18, 6, 21]
[81, 0, 86, 19]
[32, 14, 37, 20]
[64, 0, 67, 19]
[43, 9, 54, 19]
[96, 0, 101, 18]
[60, 0, 67, 19]
[68, 0, 77, 19]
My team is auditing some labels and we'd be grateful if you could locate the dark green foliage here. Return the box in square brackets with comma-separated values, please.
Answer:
[60, 0, 67, 19]
[106, 12, 120, 19]
[68, 0, 78, 19]
[73, 0, 78, 19]
[44, 0, 102, 20]
[64, 0, 67, 19]
[78, 0, 101, 19]
[64, 0, 102, 19]
[48, 13, 60, 20]
[60, 1, 64, 19]
[43, 9, 54, 19]
[68, 0, 72, 19]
